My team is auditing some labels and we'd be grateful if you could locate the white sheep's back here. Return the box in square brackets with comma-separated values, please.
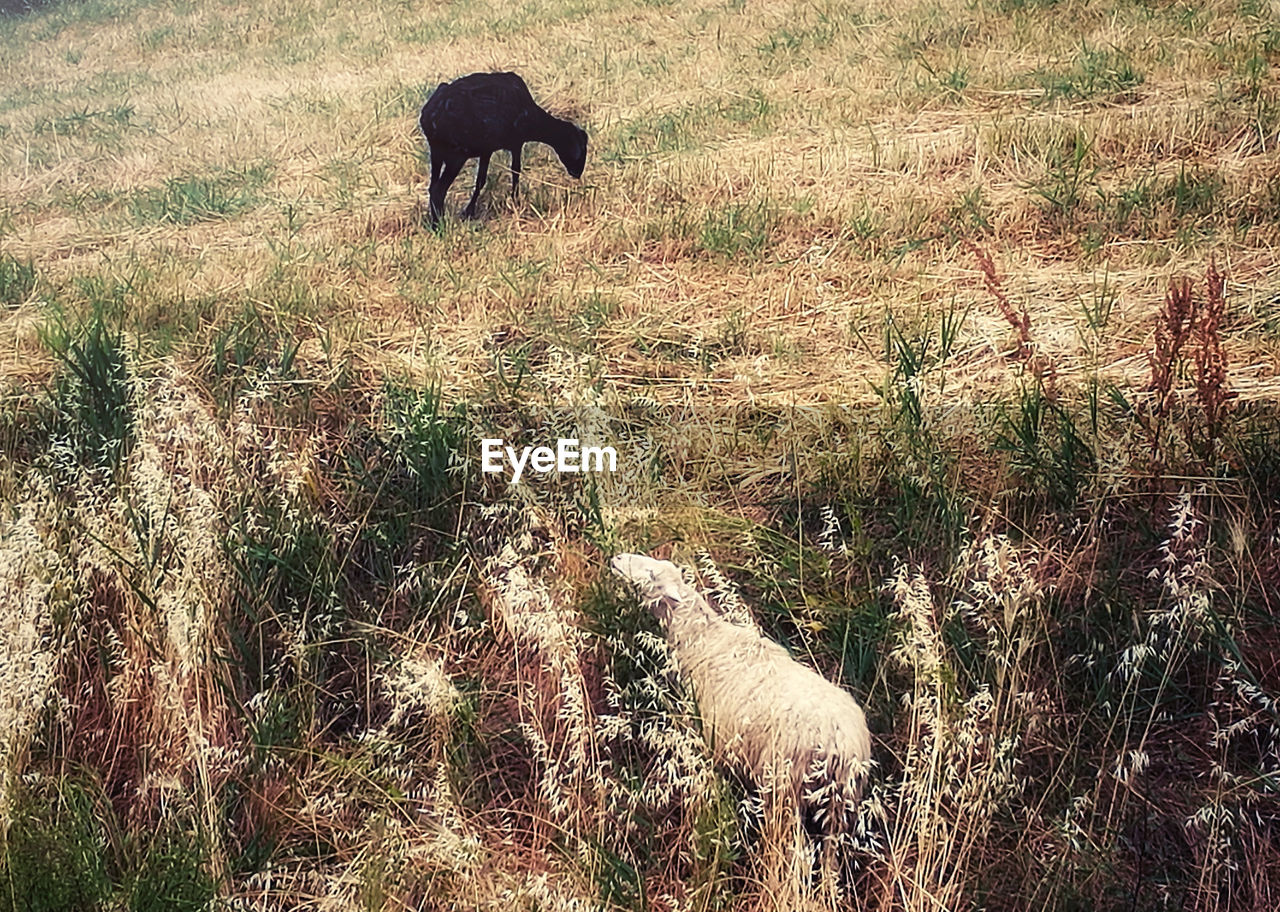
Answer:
[673, 616, 871, 800]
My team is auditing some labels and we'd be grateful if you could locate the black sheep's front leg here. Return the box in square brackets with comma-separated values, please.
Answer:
[462, 152, 491, 219]
[509, 145, 523, 197]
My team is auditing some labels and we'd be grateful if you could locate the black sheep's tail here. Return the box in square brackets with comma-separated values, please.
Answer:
[418, 83, 450, 133]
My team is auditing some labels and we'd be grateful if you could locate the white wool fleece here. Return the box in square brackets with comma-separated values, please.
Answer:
[611, 554, 871, 831]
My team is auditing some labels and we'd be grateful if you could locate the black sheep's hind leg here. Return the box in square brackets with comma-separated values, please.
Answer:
[426, 179, 444, 227]
[428, 144, 444, 182]
[425, 152, 443, 226]
[428, 155, 466, 228]
[462, 153, 491, 219]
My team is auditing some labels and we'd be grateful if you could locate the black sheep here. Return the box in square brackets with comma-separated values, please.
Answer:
[418, 72, 588, 226]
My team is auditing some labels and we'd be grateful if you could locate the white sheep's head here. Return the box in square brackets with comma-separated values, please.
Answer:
[610, 553, 705, 626]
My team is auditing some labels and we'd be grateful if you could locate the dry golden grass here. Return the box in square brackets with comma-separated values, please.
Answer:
[3, 0, 1280, 909]
[2, 0, 1277, 400]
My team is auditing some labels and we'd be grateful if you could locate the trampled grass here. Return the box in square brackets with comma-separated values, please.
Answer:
[2, 0, 1279, 909]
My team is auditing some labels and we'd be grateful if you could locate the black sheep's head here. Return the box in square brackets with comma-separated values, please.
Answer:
[560, 126, 588, 179]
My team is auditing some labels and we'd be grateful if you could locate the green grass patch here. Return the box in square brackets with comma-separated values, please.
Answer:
[610, 106, 702, 160]
[209, 302, 300, 390]
[755, 14, 843, 71]
[346, 383, 470, 593]
[1030, 129, 1099, 221]
[1110, 165, 1224, 227]
[40, 296, 134, 475]
[717, 87, 773, 127]
[1031, 42, 1144, 104]
[698, 198, 776, 260]
[0, 253, 37, 307]
[993, 380, 1097, 510]
[0, 777, 114, 912]
[1, 777, 215, 912]
[127, 826, 214, 912]
[128, 163, 272, 225]
[32, 102, 135, 138]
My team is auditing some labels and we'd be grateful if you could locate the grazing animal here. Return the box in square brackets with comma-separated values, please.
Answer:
[418, 71, 588, 226]
[610, 553, 872, 844]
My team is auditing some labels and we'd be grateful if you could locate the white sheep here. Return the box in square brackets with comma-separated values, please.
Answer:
[610, 553, 872, 845]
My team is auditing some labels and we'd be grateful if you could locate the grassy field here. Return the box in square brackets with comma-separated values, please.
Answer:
[2, 0, 1280, 909]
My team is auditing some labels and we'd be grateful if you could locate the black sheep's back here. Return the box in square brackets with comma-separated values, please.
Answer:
[419, 72, 536, 156]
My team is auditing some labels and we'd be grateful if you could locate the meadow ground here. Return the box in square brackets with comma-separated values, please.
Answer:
[1, 0, 1279, 909]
